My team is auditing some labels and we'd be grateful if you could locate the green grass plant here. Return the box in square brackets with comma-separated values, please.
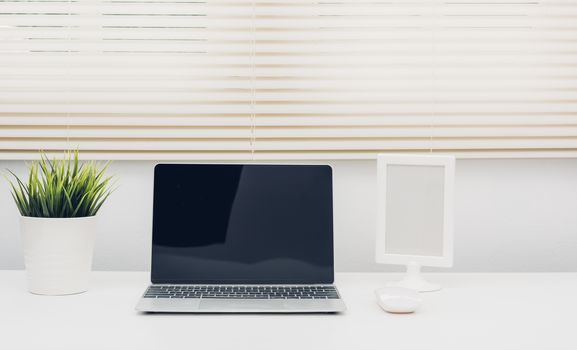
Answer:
[6, 151, 114, 218]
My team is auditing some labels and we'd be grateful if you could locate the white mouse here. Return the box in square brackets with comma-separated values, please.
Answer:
[375, 287, 422, 314]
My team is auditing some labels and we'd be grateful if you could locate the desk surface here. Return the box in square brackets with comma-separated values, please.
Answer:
[2, 271, 576, 350]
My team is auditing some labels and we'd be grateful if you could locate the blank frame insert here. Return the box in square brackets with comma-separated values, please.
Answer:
[384, 164, 445, 257]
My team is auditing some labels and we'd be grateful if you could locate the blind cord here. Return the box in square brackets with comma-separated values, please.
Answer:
[249, 0, 256, 161]
[430, 1, 437, 154]
[65, 0, 71, 153]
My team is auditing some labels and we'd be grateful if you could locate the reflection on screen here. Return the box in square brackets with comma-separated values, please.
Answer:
[385, 164, 445, 257]
[151, 164, 334, 284]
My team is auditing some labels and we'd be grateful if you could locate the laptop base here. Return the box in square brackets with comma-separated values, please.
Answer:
[136, 284, 346, 313]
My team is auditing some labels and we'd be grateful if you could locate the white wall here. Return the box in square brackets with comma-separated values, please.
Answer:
[1, 159, 576, 272]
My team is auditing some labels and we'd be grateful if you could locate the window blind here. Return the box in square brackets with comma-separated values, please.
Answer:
[1, 0, 577, 159]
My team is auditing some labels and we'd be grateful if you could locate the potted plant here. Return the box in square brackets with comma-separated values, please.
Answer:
[6, 151, 114, 295]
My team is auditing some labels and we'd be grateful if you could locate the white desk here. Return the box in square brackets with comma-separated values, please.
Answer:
[2, 271, 576, 350]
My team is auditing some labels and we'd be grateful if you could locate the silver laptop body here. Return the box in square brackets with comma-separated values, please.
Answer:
[136, 284, 346, 313]
[136, 164, 346, 313]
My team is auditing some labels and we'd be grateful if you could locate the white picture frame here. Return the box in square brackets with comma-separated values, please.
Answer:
[376, 154, 455, 270]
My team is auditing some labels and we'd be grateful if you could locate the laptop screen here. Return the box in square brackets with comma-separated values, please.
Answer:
[151, 164, 334, 284]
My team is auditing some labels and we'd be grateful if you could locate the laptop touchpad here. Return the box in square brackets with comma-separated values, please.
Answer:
[199, 299, 285, 311]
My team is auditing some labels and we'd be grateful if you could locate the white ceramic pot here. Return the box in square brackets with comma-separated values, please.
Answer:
[20, 216, 97, 295]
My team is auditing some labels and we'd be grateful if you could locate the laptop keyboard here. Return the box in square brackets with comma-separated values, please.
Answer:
[144, 285, 340, 299]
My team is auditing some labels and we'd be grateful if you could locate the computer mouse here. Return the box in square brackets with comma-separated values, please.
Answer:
[375, 287, 422, 314]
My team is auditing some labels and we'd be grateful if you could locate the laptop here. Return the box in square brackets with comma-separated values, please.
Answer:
[136, 164, 346, 313]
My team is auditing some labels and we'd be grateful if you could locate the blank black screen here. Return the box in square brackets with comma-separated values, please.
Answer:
[151, 164, 334, 284]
